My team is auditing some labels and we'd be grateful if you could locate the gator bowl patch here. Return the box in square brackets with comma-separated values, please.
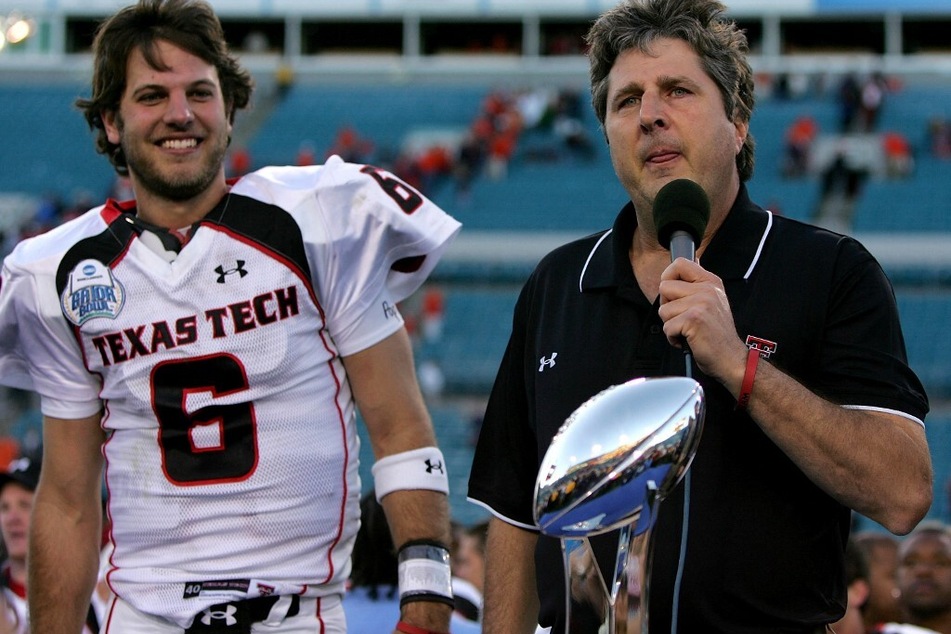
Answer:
[61, 259, 126, 326]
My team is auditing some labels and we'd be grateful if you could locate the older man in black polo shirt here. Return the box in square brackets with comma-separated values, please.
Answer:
[467, 1, 932, 632]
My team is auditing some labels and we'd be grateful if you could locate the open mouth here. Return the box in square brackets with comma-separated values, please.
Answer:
[160, 138, 199, 150]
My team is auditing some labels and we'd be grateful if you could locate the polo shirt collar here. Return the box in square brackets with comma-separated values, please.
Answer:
[580, 183, 772, 292]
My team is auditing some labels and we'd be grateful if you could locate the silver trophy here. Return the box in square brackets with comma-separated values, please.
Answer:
[534, 376, 705, 633]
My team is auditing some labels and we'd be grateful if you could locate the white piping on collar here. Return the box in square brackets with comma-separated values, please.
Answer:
[579, 229, 614, 293]
[743, 210, 773, 280]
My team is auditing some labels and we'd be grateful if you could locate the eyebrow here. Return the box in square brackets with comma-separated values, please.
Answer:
[609, 74, 702, 106]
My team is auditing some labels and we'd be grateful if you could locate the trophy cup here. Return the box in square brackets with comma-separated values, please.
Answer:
[533, 376, 705, 634]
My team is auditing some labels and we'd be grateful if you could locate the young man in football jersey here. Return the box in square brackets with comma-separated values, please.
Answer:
[0, 1, 461, 633]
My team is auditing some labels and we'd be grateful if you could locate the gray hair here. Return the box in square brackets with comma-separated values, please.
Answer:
[586, 0, 756, 181]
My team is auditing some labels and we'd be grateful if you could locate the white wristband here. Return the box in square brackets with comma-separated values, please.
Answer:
[371, 446, 449, 503]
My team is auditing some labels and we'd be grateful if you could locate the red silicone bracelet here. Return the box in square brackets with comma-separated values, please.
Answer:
[396, 620, 449, 634]
[736, 347, 760, 411]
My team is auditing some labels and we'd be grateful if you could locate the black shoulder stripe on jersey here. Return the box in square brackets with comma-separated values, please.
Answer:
[55, 214, 138, 297]
[202, 193, 313, 286]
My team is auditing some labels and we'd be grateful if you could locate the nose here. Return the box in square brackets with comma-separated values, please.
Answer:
[164, 91, 194, 127]
[638, 91, 667, 133]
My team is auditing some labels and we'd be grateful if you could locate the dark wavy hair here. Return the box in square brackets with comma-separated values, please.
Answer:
[75, 0, 253, 176]
[586, 0, 756, 182]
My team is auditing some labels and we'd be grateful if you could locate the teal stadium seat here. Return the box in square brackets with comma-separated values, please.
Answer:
[897, 291, 951, 399]
[0, 84, 115, 200]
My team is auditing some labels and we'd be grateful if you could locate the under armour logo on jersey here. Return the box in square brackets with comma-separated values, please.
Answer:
[200, 604, 238, 627]
[382, 300, 398, 319]
[538, 353, 558, 372]
[215, 261, 248, 284]
[425, 459, 444, 474]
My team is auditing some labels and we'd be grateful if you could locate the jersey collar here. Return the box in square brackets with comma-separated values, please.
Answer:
[580, 183, 772, 292]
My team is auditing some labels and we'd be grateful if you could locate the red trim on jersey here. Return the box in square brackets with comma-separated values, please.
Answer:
[317, 331, 349, 585]
[316, 596, 325, 634]
[100, 198, 136, 224]
[2, 565, 26, 599]
[102, 595, 119, 633]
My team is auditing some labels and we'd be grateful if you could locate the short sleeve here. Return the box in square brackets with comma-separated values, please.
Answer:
[309, 158, 461, 355]
[0, 255, 102, 411]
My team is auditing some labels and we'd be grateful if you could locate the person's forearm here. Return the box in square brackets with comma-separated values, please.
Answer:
[482, 518, 540, 634]
[381, 489, 453, 632]
[743, 358, 932, 534]
[29, 491, 102, 633]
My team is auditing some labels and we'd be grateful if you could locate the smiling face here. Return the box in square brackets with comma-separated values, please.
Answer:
[102, 39, 231, 212]
[604, 37, 747, 231]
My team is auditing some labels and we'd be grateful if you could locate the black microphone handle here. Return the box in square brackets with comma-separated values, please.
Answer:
[667, 229, 697, 378]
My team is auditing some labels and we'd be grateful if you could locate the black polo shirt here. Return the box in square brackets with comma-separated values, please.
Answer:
[468, 185, 928, 633]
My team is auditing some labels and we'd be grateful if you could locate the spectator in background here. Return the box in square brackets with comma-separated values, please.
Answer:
[0, 457, 36, 634]
[815, 150, 867, 230]
[883, 523, 951, 634]
[327, 125, 374, 163]
[838, 73, 862, 132]
[856, 531, 905, 629]
[295, 140, 316, 166]
[227, 144, 252, 177]
[451, 521, 487, 622]
[0, 455, 99, 634]
[882, 131, 914, 179]
[275, 61, 294, 100]
[860, 72, 887, 132]
[782, 114, 817, 178]
[928, 117, 951, 160]
[453, 132, 484, 205]
[420, 286, 446, 345]
[486, 129, 516, 181]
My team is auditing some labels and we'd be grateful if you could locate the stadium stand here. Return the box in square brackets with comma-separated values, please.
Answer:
[247, 83, 489, 169]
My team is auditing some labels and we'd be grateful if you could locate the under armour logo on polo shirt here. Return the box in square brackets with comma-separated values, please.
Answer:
[538, 353, 558, 372]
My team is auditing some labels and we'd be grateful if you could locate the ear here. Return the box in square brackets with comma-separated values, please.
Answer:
[102, 110, 121, 146]
[848, 578, 871, 610]
[733, 118, 749, 155]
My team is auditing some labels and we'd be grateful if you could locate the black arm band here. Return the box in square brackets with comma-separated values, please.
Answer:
[397, 540, 454, 608]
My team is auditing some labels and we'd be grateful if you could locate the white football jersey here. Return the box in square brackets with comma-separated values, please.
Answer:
[0, 157, 461, 627]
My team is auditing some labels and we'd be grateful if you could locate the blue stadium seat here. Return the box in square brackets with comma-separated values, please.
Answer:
[896, 292, 951, 398]
[0, 84, 115, 200]
[435, 287, 519, 393]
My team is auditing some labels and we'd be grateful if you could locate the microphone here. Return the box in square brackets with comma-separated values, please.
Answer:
[652, 178, 711, 263]
[652, 179, 711, 378]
